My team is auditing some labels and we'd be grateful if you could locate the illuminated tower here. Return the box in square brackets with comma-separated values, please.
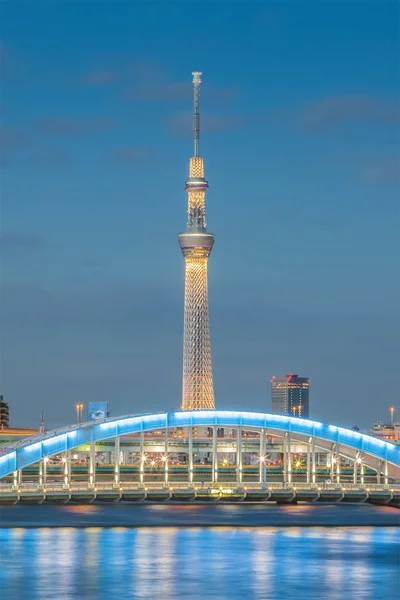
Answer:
[179, 72, 215, 411]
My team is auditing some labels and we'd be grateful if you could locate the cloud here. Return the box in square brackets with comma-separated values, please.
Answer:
[168, 111, 243, 137]
[32, 148, 68, 167]
[0, 126, 31, 166]
[361, 157, 400, 185]
[110, 146, 153, 166]
[0, 126, 30, 151]
[296, 95, 400, 132]
[79, 70, 119, 86]
[37, 117, 114, 137]
[0, 232, 45, 255]
[81, 258, 102, 269]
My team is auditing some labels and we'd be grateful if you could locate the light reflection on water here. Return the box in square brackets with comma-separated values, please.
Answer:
[0, 527, 399, 600]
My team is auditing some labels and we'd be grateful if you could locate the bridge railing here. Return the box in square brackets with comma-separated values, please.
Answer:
[1, 481, 398, 493]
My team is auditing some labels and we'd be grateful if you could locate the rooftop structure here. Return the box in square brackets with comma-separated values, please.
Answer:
[179, 72, 215, 410]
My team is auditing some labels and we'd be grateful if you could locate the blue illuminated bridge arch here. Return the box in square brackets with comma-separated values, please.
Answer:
[1, 410, 399, 478]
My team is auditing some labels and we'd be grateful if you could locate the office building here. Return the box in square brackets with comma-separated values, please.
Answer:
[271, 374, 310, 418]
[0, 395, 10, 428]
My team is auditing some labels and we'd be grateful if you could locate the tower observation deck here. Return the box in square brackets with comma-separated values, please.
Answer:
[179, 72, 215, 411]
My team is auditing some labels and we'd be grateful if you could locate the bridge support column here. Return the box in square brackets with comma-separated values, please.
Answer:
[283, 434, 288, 483]
[212, 426, 218, 484]
[188, 426, 193, 487]
[306, 439, 311, 484]
[89, 443, 95, 489]
[360, 462, 364, 486]
[114, 437, 120, 488]
[12, 470, 21, 491]
[42, 457, 48, 489]
[384, 461, 388, 486]
[353, 458, 358, 485]
[236, 426, 242, 486]
[259, 428, 266, 486]
[39, 461, 44, 488]
[311, 439, 316, 485]
[287, 433, 292, 484]
[139, 432, 145, 487]
[336, 445, 341, 485]
[164, 428, 169, 487]
[330, 445, 335, 482]
[63, 452, 70, 488]
[377, 461, 381, 485]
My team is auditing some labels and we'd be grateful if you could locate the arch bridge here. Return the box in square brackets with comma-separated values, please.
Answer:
[1, 411, 399, 505]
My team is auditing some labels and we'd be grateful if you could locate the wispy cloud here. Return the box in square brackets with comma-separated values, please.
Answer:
[296, 95, 400, 132]
[0, 126, 31, 165]
[361, 157, 400, 185]
[33, 148, 68, 167]
[79, 70, 119, 86]
[1, 126, 30, 151]
[37, 117, 115, 137]
[110, 146, 153, 166]
[1, 232, 45, 255]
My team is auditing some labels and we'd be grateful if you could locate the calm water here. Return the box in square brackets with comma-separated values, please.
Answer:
[0, 505, 399, 600]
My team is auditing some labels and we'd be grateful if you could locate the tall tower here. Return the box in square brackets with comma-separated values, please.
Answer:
[179, 72, 215, 411]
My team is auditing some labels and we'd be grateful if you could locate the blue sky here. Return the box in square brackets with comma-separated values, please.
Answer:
[1, 0, 399, 430]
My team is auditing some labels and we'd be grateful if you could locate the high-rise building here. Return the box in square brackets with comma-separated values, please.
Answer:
[271, 374, 310, 418]
[0, 394, 10, 428]
[179, 72, 215, 411]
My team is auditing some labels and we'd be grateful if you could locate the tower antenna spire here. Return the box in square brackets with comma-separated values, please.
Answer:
[192, 71, 201, 158]
[179, 71, 215, 411]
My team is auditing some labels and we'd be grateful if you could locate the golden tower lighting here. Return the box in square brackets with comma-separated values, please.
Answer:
[179, 72, 215, 411]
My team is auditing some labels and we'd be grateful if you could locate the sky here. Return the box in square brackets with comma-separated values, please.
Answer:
[1, 0, 399, 431]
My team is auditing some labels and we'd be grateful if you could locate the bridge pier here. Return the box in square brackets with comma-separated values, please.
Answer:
[89, 443, 95, 488]
[114, 437, 120, 488]
[353, 457, 358, 485]
[336, 444, 341, 485]
[311, 438, 316, 484]
[236, 426, 242, 485]
[285, 433, 292, 484]
[41, 457, 48, 488]
[62, 452, 70, 488]
[38, 460, 45, 488]
[188, 426, 194, 486]
[259, 428, 266, 485]
[12, 470, 21, 491]
[212, 426, 218, 484]
[306, 439, 311, 484]
[164, 428, 169, 486]
[139, 432, 145, 487]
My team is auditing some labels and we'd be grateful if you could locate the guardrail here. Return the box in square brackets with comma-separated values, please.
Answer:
[1, 481, 398, 493]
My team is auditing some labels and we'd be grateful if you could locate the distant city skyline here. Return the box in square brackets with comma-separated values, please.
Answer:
[1, 1, 399, 430]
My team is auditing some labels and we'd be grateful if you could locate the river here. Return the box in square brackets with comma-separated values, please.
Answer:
[0, 504, 399, 599]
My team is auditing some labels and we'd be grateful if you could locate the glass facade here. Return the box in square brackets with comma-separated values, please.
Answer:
[271, 374, 310, 418]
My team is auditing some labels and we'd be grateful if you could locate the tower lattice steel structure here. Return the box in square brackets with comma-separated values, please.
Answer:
[179, 72, 215, 411]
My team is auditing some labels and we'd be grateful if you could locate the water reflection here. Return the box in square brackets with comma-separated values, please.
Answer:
[0, 527, 398, 600]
